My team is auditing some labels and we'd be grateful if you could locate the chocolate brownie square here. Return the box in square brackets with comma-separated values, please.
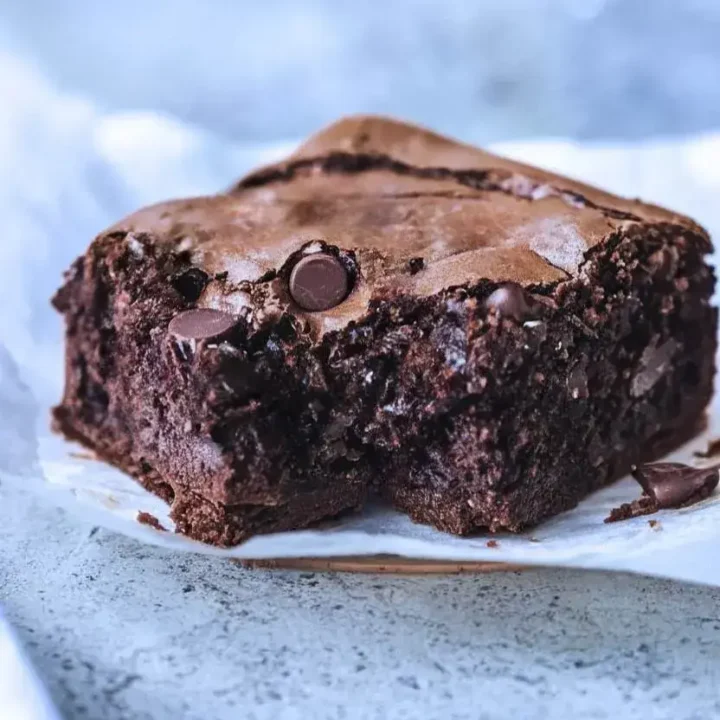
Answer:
[52, 115, 716, 545]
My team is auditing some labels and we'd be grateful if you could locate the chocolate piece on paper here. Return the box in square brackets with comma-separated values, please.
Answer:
[605, 462, 719, 523]
[632, 462, 719, 508]
[137, 511, 167, 532]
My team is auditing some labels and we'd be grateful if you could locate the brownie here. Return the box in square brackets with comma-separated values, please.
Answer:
[52, 115, 717, 545]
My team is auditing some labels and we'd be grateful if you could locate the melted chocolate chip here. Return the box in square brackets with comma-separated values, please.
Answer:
[407, 257, 425, 275]
[172, 268, 210, 302]
[632, 462, 719, 509]
[289, 253, 350, 311]
[605, 462, 719, 523]
[484, 283, 534, 321]
[168, 308, 237, 340]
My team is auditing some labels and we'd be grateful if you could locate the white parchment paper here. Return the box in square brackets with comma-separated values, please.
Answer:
[2, 62, 720, 583]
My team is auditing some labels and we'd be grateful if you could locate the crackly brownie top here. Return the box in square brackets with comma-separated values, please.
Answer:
[106, 115, 702, 334]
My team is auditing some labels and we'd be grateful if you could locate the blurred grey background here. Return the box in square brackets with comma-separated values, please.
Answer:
[1, 0, 719, 144]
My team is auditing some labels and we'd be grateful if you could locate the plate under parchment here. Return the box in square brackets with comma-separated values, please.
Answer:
[240, 556, 527, 574]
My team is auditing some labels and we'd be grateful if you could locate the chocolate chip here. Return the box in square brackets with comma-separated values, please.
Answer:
[168, 308, 237, 340]
[407, 257, 425, 275]
[632, 462, 719, 509]
[484, 283, 534, 321]
[172, 268, 210, 302]
[289, 254, 350, 311]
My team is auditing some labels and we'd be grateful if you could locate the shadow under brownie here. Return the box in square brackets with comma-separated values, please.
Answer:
[52, 115, 717, 546]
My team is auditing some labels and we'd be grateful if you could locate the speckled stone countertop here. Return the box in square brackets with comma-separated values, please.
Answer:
[1, 486, 719, 720]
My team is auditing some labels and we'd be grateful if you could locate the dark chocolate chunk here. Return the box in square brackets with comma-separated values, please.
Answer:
[168, 308, 237, 340]
[632, 462, 719, 508]
[172, 268, 210, 302]
[484, 283, 534, 321]
[289, 253, 350, 311]
[407, 257, 425, 275]
[606, 462, 718, 523]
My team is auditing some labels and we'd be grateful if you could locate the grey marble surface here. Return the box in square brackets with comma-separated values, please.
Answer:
[3, 5, 720, 715]
[2, 485, 720, 720]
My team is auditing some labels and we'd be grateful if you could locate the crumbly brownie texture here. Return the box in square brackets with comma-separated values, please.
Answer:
[53, 115, 717, 546]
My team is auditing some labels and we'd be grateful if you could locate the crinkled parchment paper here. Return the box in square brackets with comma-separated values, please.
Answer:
[2, 66, 720, 583]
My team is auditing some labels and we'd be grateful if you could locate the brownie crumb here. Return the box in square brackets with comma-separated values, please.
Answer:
[137, 511, 167, 532]
[605, 495, 658, 523]
[407, 257, 425, 275]
[648, 519, 661, 529]
[694, 438, 720, 459]
[486, 539, 499, 548]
